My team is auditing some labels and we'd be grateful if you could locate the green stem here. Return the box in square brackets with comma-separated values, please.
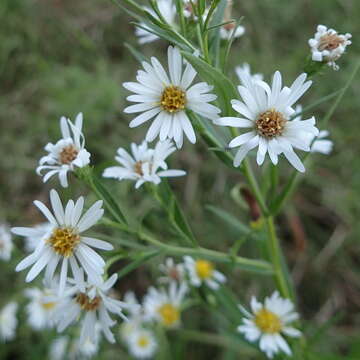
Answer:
[105, 220, 273, 274]
[266, 216, 294, 300]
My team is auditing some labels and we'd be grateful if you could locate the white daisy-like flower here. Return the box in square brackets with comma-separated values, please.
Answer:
[136, 0, 177, 44]
[36, 113, 91, 188]
[220, 24, 245, 40]
[238, 291, 301, 359]
[235, 63, 264, 83]
[49, 336, 69, 360]
[158, 257, 185, 284]
[293, 105, 333, 155]
[127, 329, 158, 359]
[23, 222, 53, 253]
[55, 273, 130, 344]
[24, 278, 62, 330]
[123, 46, 220, 148]
[184, 256, 226, 290]
[103, 139, 186, 189]
[143, 282, 187, 328]
[12, 189, 111, 293]
[0, 224, 13, 261]
[0, 302, 18, 342]
[308, 25, 352, 70]
[214, 70, 319, 172]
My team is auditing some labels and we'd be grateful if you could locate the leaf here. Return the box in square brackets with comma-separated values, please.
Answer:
[117, 249, 161, 279]
[181, 52, 238, 116]
[151, 181, 198, 246]
[206, 205, 251, 235]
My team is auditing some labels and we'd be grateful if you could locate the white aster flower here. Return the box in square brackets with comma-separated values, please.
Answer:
[237, 291, 301, 359]
[0, 302, 18, 342]
[24, 281, 60, 330]
[184, 256, 226, 290]
[308, 25, 352, 70]
[293, 105, 333, 155]
[49, 336, 69, 360]
[123, 46, 220, 148]
[220, 24, 245, 40]
[143, 282, 187, 328]
[128, 329, 158, 359]
[0, 224, 13, 261]
[214, 70, 319, 172]
[158, 257, 185, 284]
[12, 189, 111, 293]
[136, 0, 177, 44]
[103, 139, 186, 189]
[55, 273, 130, 344]
[36, 113, 91, 188]
[235, 63, 264, 83]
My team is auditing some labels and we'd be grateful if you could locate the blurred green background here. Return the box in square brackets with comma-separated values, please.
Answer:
[0, 0, 359, 359]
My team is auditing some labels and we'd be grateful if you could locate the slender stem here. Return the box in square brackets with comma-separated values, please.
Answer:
[242, 159, 269, 216]
[266, 217, 294, 300]
[105, 220, 273, 274]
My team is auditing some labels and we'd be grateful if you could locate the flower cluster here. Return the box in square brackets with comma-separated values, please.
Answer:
[5, 1, 353, 358]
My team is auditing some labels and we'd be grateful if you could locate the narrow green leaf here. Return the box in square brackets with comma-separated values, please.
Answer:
[181, 52, 238, 115]
[206, 205, 251, 234]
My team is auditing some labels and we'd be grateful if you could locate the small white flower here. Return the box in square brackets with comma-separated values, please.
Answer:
[143, 282, 187, 328]
[49, 336, 69, 360]
[214, 70, 319, 172]
[220, 24, 245, 40]
[123, 46, 220, 148]
[103, 140, 186, 189]
[183, 0, 195, 18]
[55, 273, 130, 344]
[0, 302, 18, 342]
[0, 224, 13, 261]
[12, 189, 112, 294]
[24, 281, 60, 330]
[36, 113, 91, 188]
[158, 257, 185, 284]
[293, 105, 333, 155]
[309, 25, 352, 70]
[184, 256, 226, 290]
[235, 63, 263, 83]
[128, 329, 158, 359]
[237, 291, 301, 359]
[136, 0, 177, 44]
[23, 222, 53, 253]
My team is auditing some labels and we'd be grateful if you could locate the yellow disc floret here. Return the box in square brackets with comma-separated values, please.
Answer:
[195, 259, 214, 280]
[254, 308, 282, 334]
[255, 108, 286, 138]
[47, 227, 80, 257]
[161, 86, 186, 113]
[75, 292, 102, 312]
[157, 303, 180, 327]
[137, 335, 150, 348]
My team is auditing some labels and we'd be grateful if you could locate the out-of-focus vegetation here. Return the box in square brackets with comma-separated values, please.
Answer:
[1, 0, 360, 359]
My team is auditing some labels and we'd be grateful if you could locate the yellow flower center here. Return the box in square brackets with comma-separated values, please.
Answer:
[255, 108, 286, 138]
[47, 227, 80, 257]
[195, 260, 214, 280]
[59, 144, 79, 164]
[319, 33, 344, 51]
[157, 303, 180, 327]
[41, 301, 57, 310]
[254, 308, 282, 334]
[75, 293, 102, 311]
[161, 86, 186, 113]
[137, 335, 150, 348]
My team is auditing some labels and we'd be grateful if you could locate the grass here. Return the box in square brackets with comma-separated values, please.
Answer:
[0, 0, 360, 359]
